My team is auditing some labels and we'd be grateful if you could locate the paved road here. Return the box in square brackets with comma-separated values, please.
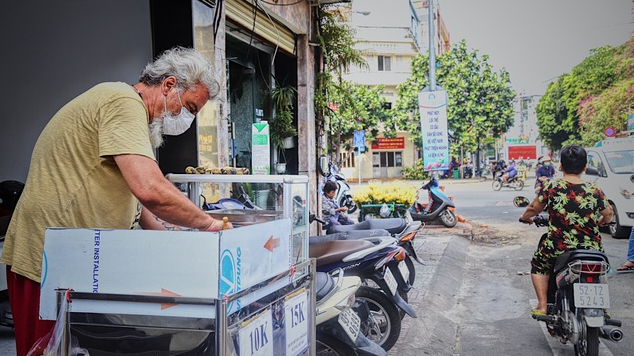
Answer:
[390, 178, 633, 356]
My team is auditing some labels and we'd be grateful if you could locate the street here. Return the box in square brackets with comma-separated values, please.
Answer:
[387, 178, 634, 356]
[0, 178, 632, 355]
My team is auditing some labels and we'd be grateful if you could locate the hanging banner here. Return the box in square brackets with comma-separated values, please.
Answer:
[419, 90, 449, 171]
[252, 123, 270, 174]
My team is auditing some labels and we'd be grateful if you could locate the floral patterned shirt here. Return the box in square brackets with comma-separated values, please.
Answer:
[538, 178, 608, 250]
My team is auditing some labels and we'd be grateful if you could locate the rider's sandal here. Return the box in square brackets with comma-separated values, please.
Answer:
[530, 308, 547, 319]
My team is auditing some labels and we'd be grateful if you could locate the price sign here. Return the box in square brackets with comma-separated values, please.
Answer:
[239, 309, 273, 356]
[284, 290, 309, 356]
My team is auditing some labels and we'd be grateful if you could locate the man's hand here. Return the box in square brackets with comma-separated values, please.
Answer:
[519, 216, 534, 225]
[204, 218, 233, 232]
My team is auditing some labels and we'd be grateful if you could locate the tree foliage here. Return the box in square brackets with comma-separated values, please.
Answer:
[536, 45, 621, 149]
[395, 40, 516, 155]
[315, 6, 393, 161]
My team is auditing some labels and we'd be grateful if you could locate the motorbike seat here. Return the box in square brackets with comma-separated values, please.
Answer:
[314, 272, 335, 301]
[553, 249, 609, 274]
[327, 218, 406, 235]
[309, 240, 375, 267]
[309, 230, 392, 245]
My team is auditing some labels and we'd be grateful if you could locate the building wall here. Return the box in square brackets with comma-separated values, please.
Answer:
[0, 0, 153, 183]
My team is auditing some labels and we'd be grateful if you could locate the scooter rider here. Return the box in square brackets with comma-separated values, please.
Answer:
[534, 156, 556, 194]
[519, 145, 612, 317]
[502, 160, 518, 184]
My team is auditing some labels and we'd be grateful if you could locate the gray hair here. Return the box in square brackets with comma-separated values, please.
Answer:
[139, 46, 219, 98]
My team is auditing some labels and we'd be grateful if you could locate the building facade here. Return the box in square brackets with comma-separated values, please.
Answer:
[340, 0, 450, 180]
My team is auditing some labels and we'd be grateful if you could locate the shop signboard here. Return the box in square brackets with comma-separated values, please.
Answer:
[507, 145, 537, 160]
[40, 219, 292, 320]
[418, 89, 449, 171]
[371, 137, 404, 150]
[252, 123, 270, 174]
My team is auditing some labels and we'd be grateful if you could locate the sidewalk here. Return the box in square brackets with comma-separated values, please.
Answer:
[388, 225, 471, 356]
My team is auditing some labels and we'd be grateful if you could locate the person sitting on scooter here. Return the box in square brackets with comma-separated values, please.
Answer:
[519, 145, 612, 317]
[322, 181, 355, 227]
[502, 160, 517, 184]
[534, 156, 556, 194]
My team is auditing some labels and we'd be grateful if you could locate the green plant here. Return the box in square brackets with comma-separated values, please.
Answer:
[269, 85, 297, 151]
[402, 159, 430, 180]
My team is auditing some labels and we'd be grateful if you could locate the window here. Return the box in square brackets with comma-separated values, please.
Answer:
[340, 152, 355, 168]
[586, 151, 606, 177]
[372, 152, 402, 167]
[378, 55, 392, 71]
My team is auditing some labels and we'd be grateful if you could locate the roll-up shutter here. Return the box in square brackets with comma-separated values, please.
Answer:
[225, 0, 296, 55]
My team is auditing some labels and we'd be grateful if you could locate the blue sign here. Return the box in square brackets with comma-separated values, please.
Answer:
[628, 113, 634, 131]
[353, 130, 365, 148]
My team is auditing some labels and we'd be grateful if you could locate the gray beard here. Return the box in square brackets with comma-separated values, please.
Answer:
[149, 119, 164, 148]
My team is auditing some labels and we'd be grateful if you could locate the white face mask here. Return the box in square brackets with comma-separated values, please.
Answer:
[161, 89, 195, 136]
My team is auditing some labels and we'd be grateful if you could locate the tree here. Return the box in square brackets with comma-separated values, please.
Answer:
[326, 82, 396, 156]
[536, 44, 623, 149]
[316, 6, 394, 163]
[535, 76, 573, 151]
[577, 37, 634, 146]
[395, 40, 516, 158]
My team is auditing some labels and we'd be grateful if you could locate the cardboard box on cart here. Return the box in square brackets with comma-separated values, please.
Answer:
[40, 219, 293, 320]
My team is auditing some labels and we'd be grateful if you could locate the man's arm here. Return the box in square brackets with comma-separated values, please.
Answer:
[114, 154, 228, 231]
[520, 196, 547, 223]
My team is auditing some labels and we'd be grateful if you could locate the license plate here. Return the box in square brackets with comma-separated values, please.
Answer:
[384, 267, 398, 296]
[338, 308, 361, 342]
[573, 283, 610, 308]
[397, 260, 410, 283]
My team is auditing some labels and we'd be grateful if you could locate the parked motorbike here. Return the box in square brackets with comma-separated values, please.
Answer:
[323, 162, 357, 214]
[309, 235, 410, 351]
[311, 214, 418, 304]
[324, 212, 424, 282]
[409, 177, 457, 228]
[492, 174, 524, 191]
[0, 180, 23, 328]
[515, 199, 624, 356]
[463, 164, 473, 179]
[315, 270, 386, 356]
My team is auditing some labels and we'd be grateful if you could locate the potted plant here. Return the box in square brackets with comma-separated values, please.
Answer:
[269, 84, 297, 172]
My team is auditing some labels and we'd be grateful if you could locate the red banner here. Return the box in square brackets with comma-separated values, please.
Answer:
[371, 137, 405, 150]
[508, 145, 537, 160]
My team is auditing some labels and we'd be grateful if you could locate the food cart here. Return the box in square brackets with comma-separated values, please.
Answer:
[39, 174, 315, 356]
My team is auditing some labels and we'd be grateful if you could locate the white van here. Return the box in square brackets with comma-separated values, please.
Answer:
[583, 137, 634, 238]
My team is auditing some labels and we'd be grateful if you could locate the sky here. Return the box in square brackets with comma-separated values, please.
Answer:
[438, 0, 634, 96]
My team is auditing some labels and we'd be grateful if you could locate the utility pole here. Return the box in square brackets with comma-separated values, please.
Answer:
[428, 0, 439, 180]
[428, 0, 436, 92]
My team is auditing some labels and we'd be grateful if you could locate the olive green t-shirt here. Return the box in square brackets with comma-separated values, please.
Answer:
[1, 82, 155, 282]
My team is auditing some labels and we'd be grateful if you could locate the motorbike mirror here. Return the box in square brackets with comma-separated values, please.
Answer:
[319, 156, 329, 176]
[513, 196, 530, 207]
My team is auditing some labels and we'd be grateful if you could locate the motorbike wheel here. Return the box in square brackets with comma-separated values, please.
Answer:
[514, 180, 525, 191]
[316, 335, 358, 356]
[492, 179, 502, 191]
[574, 326, 599, 356]
[439, 209, 457, 227]
[341, 195, 358, 214]
[354, 286, 402, 351]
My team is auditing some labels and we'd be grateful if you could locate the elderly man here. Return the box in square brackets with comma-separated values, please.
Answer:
[1, 47, 231, 356]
